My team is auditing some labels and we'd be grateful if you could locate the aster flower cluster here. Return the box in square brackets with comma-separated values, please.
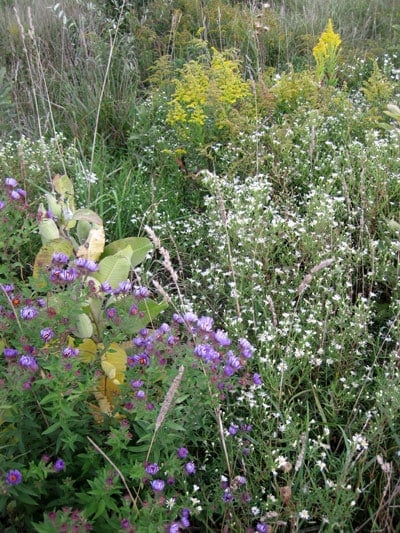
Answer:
[49, 252, 99, 285]
[1, 176, 27, 206]
[1, 280, 80, 384]
[128, 311, 260, 395]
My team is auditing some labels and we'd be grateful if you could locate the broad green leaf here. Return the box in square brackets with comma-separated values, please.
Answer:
[93, 254, 131, 288]
[102, 237, 153, 267]
[76, 219, 92, 243]
[124, 298, 168, 334]
[75, 313, 93, 338]
[53, 174, 74, 199]
[71, 208, 103, 226]
[38, 218, 60, 244]
[45, 193, 62, 218]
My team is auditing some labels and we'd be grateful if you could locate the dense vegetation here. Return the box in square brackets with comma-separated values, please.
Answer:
[1, 0, 400, 531]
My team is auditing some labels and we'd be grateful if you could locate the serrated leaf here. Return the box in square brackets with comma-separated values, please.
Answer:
[93, 254, 131, 288]
[102, 237, 153, 267]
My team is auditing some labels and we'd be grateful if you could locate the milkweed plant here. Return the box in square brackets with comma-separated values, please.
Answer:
[0, 172, 266, 532]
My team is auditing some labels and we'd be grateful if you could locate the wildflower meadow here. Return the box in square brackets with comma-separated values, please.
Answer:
[1, 1, 400, 531]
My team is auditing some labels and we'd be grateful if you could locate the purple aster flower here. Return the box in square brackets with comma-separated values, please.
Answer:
[136, 390, 146, 400]
[182, 311, 198, 323]
[157, 323, 171, 334]
[20, 306, 38, 320]
[0, 283, 14, 293]
[133, 286, 150, 299]
[227, 352, 242, 370]
[228, 423, 239, 435]
[168, 523, 181, 533]
[9, 189, 23, 201]
[184, 461, 196, 474]
[74, 257, 99, 272]
[120, 519, 131, 530]
[145, 463, 160, 475]
[222, 490, 233, 502]
[62, 346, 79, 358]
[150, 479, 165, 492]
[0, 200, 5, 210]
[256, 523, 269, 533]
[197, 315, 214, 332]
[253, 373, 262, 385]
[40, 327, 55, 342]
[177, 447, 189, 459]
[16, 188, 27, 198]
[52, 252, 69, 264]
[100, 281, 114, 294]
[5, 177, 18, 188]
[173, 313, 184, 324]
[128, 353, 150, 367]
[59, 267, 79, 283]
[167, 335, 176, 346]
[223, 365, 235, 377]
[53, 458, 65, 472]
[37, 298, 46, 308]
[19, 355, 38, 371]
[106, 307, 117, 319]
[181, 515, 190, 528]
[3, 347, 19, 358]
[194, 343, 219, 363]
[117, 280, 132, 294]
[129, 304, 139, 315]
[6, 469, 22, 485]
[239, 338, 254, 358]
[214, 329, 231, 346]
[130, 379, 144, 389]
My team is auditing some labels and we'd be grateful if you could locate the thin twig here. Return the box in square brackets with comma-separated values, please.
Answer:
[87, 435, 139, 508]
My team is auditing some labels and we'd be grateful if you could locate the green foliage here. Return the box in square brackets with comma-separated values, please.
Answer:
[2, 1, 400, 530]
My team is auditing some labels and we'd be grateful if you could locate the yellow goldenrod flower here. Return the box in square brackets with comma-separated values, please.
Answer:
[313, 19, 341, 86]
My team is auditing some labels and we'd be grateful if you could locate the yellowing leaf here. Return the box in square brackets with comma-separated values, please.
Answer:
[100, 343, 127, 385]
[101, 360, 117, 381]
[76, 226, 105, 261]
[77, 338, 98, 363]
